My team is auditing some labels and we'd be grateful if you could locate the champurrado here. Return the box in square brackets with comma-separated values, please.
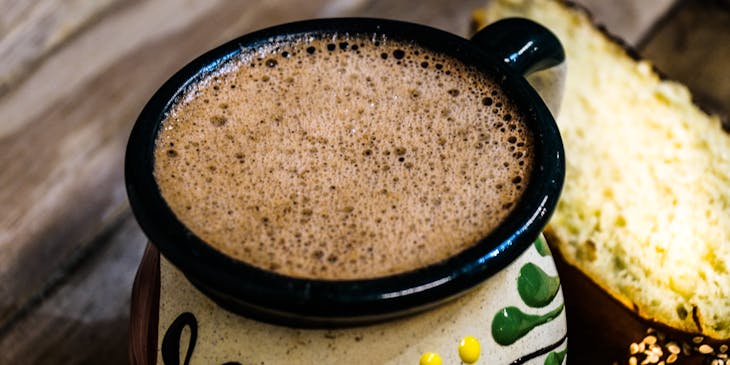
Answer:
[154, 34, 534, 280]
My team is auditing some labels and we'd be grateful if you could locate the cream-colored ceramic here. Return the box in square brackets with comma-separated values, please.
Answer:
[156, 234, 567, 365]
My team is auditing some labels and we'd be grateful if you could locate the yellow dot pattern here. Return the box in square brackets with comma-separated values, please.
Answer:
[419, 352, 442, 365]
[458, 336, 481, 364]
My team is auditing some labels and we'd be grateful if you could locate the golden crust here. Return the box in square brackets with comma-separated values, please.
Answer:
[476, 0, 730, 340]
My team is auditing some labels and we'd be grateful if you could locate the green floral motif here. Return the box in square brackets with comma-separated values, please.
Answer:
[491, 235, 564, 352]
[518, 263, 560, 307]
[533, 235, 551, 256]
[544, 348, 567, 365]
[491, 304, 564, 346]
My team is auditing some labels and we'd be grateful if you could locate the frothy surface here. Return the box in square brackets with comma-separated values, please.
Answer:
[154, 34, 534, 279]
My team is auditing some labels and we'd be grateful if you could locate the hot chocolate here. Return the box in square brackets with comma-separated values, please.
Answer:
[153, 33, 533, 280]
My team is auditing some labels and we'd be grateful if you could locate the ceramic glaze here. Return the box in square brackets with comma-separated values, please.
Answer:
[156, 235, 567, 365]
[127, 16, 567, 365]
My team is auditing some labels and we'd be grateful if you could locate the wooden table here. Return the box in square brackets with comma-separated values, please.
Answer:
[1, 1, 727, 364]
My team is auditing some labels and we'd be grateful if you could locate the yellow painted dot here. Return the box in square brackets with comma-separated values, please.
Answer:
[419, 352, 442, 365]
[458, 336, 481, 364]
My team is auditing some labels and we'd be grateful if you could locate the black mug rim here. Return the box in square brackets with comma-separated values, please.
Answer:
[125, 17, 565, 326]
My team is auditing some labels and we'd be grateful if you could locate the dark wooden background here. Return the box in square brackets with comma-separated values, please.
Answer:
[0, 0, 727, 364]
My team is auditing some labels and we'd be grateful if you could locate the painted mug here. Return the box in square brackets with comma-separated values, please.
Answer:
[126, 17, 567, 364]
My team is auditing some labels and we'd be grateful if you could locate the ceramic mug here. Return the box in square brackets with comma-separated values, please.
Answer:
[126, 17, 567, 364]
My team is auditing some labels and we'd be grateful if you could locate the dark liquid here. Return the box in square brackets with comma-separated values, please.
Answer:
[154, 34, 533, 279]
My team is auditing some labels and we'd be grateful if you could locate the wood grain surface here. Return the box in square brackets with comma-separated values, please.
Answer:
[641, 0, 730, 118]
[3, 0, 726, 364]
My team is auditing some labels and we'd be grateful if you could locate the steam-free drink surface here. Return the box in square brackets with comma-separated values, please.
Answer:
[154, 33, 534, 280]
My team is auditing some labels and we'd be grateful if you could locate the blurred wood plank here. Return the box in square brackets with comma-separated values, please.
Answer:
[640, 0, 730, 117]
[0, 0, 124, 96]
[323, 0, 677, 44]
[0, 214, 146, 365]
[340, 0, 488, 36]
[574, 0, 677, 45]
[0, 0, 217, 329]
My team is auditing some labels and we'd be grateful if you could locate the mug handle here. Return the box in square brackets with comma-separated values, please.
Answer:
[471, 18, 566, 115]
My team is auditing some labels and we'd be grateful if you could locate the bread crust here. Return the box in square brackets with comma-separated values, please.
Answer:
[475, 0, 730, 342]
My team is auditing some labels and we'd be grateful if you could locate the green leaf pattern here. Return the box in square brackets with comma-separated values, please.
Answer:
[490, 235, 567, 364]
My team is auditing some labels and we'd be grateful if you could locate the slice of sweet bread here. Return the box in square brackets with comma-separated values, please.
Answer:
[476, 0, 730, 340]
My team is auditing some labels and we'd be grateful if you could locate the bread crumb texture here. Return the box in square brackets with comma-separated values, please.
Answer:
[482, 0, 730, 339]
